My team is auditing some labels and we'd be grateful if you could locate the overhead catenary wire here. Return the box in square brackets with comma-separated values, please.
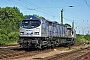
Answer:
[84, 0, 90, 9]
[7, 0, 74, 23]
[1, 0, 90, 34]
[64, 9, 89, 23]
[50, 0, 90, 24]
[22, 0, 56, 17]
[5, 0, 90, 26]
[50, 0, 75, 23]
[51, 0, 90, 34]
[7, 0, 56, 19]
[26, 7, 55, 17]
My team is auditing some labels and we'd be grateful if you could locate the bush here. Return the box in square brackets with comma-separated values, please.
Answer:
[76, 34, 90, 42]
[0, 7, 23, 45]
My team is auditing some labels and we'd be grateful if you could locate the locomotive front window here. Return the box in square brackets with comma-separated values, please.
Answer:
[31, 21, 40, 27]
[21, 20, 40, 29]
[21, 21, 30, 28]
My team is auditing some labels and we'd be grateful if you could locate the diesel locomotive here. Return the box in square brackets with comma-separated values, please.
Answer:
[18, 16, 76, 49]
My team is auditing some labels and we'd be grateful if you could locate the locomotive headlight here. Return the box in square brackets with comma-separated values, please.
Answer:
[34, 32, 39, 35]
[20, 32, 24, 35]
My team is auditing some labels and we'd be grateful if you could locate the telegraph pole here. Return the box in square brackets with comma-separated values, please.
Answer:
[60, 6, 74, 24]
[61, 9, 63, 24]
[72, 20, 74, 29]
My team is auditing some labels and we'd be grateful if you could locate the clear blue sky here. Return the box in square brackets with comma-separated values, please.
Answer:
[0, 0, 90, 35]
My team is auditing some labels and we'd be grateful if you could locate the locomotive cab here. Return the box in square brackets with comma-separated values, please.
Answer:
[18, 16, 42, 48]
[19, 16, 41, 37]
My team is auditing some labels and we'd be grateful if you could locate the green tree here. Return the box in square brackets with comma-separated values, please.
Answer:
[65, 23, 71, 27]
[0, 7, 23, 45]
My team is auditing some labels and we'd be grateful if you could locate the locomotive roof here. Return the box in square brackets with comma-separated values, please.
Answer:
[23, 16, 40, 20]
[23, 16, 68, 26]
[23, 16, 54, 23]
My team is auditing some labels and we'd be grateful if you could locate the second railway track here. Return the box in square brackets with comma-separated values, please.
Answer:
[42, 45, 90, 60]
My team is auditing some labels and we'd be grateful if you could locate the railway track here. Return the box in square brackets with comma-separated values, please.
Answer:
[79, 52, 90, 60]
[0, 42, 89, 60]
[42, 46, 90, 60]
[0, 46, 66, 60]
[0, 44, 20, 49]
[0, 48, 41, 60]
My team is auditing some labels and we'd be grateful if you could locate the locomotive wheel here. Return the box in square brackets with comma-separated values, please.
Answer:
[51, 44, 55, 49]
[20, 43, 28, 48]
[50, 41, 55, 48]
[65, 43, 71, 47]
[56, 39, 60, 46]
[47, 41, 51, 48]
[37, 44, 43, 50]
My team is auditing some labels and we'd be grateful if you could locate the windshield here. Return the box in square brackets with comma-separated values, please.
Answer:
[20, 20, 40, 29]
